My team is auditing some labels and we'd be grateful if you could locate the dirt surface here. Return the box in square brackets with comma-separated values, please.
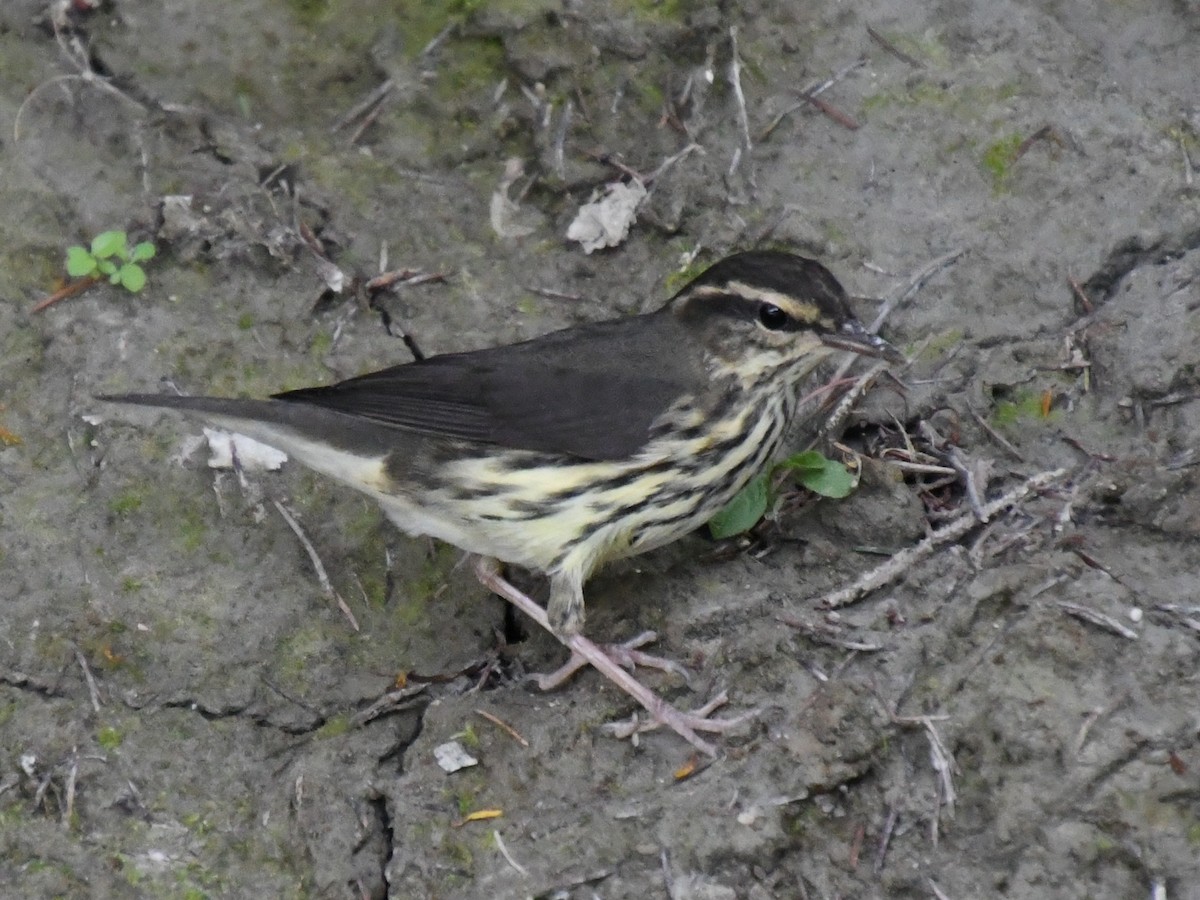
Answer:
[2, 1, 1199, 897]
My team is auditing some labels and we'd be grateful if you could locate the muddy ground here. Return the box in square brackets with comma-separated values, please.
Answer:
[2, 1, 1199, 897]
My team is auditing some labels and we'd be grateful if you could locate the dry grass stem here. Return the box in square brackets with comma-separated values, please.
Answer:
[475, 709, 530, 748]
[1056, 601, 1138, 640]
[816, 468, 1069, 608]
[72, 644, 103, 712]
[493, 829, 529, 876]
[866, 26, 924, 68]
[273, 500, 360, 632]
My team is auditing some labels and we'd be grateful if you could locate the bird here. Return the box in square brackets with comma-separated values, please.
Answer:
[100, 250, 903, 756]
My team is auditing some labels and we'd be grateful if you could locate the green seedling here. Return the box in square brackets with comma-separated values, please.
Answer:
[709, 450, 856, 539]
[66, 230, 156, 292]
[33, 230, 157, 313]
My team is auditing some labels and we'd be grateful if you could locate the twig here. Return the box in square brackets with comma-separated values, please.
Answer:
[1057, 602, 1138, 640]
[72, 644, 103, 712]
[815, 468, 1069, 608]
[30, 275, 102, 314]
[1072, 689, 1130, 757]
[866, 26, 924, 68]
[493, 829, 529, 877]
[330, 79, 394, 133]
[727, 26, 754, 185]
[273, 500, 360, 631]
[16, 13, 148, 142]
[347, 104, 386, 146]
[758, 58, 867, 141]
[873, 805, 898, 872]
[647, 142, 704, 184]
[869, 248, 965, 335]
[523, 285, 585, 303]
[802, 94, 859, 130]
[419, 21, 457, 59]
[1067, 276, 1094, 315]
[878, 459, 958, 477]
[364, 269, 448, 293]
[64, 750, 79, 826]
[919, 422, 987, 521]
[475, 709, 530, 747]
[825, 249, 964, 391]
[551, 100, 573, 178]
[661, 849, 676, 897]
[967, 406, 1025, 462]
[892, 712, 957, 846]
[350, 685, 427, 729]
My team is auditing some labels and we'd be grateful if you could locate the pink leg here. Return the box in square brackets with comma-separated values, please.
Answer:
[474, 557, 752, 757]
[534, 630, 691, 691]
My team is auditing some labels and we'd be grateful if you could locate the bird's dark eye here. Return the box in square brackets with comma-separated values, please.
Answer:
[758, 303, 789, 330]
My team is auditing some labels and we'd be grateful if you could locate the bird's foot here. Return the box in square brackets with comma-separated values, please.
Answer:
[473, 556, 751, 757]
[601, 689, 757, 743]
[531, 629, 692, 691]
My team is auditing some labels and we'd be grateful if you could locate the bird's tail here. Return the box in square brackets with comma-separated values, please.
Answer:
[97, 393, 403, 488]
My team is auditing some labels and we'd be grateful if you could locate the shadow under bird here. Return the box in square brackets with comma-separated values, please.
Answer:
[101, 250, 903, 756]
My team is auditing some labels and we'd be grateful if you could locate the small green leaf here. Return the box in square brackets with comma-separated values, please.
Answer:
[91, 230, 127, 259]
[781, 452, 856, 498]
[708, 474, 770, 539]
[118, 263, 147, 292]
[779, 450, 828, 474]
[97, 259, 117, 276]
[129, 241, 156, 263]
[66, 246, 97, 277]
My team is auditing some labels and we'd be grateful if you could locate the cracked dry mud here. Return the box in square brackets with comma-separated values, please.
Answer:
[2, 1, 1199, 898]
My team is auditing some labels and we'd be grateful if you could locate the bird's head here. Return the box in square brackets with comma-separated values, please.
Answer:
[666, 250, 904, 385]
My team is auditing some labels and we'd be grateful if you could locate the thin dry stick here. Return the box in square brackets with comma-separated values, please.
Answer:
[30, 275, 102, 314]
[727, 26, 754, 184]
[647, 142, 704, 183]
[880, 459, 957, 477]
[330, 79, 395, 133]
[825, 249, 963, 391]
[273, 500, 360, 631]
[350, 685, 427, 729]
[72, 644, 103, 712]
[870, 249, 965, 333]
[1072, 689, 1130, 757]
[475, 709, 530, 748]
[15, 19, 146, 141]
[802, 94, 859, 130]
[866, 26, 924, 68]
[758, 58, 867, 141]
[551, 100, 573, 178]
[918, 421, 988, 521]
[493, 829, 529, 877]
[967, 406, 1025, 462]
[1057, 602, 1138, 640]
[63, 751, 79, 826]
[815, 468, 1069, 609]
[873, 805, 898, 873]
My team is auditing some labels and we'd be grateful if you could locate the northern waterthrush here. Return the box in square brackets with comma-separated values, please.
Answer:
[101, 250, 902, 756]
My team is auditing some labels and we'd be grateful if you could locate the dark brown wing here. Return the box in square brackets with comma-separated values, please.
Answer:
[273, 312, 705, 461]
